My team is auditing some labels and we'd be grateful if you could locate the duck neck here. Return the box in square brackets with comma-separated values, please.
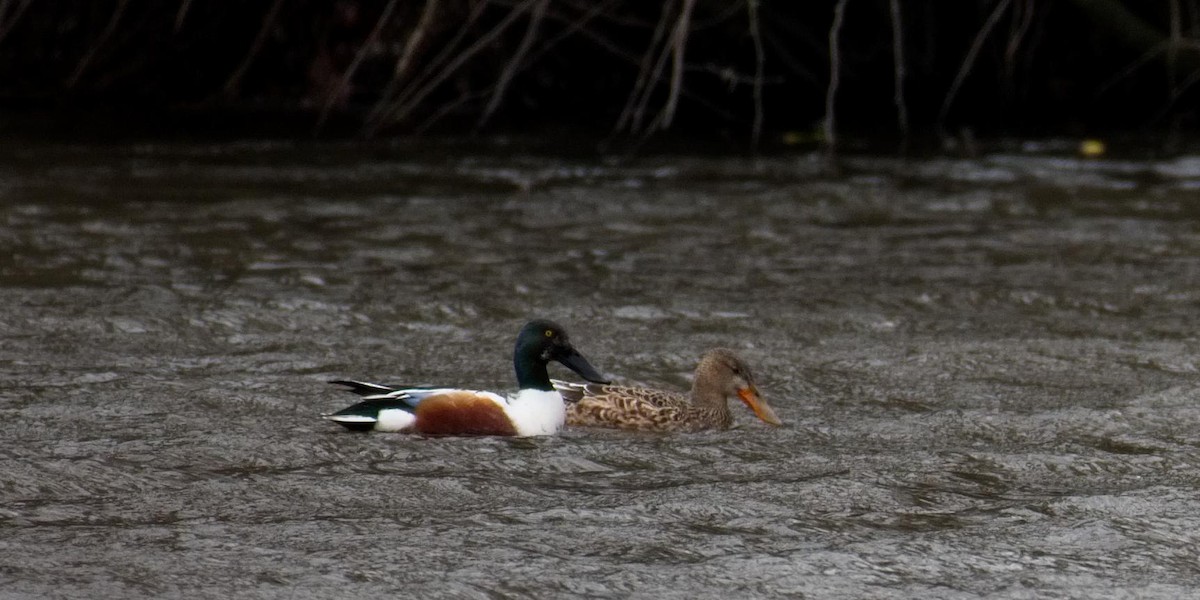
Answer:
[513, 346, 554, 391]
[689, 376, 732, 416]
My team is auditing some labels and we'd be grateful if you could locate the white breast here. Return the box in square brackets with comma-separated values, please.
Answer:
[504, 389, 567, 436]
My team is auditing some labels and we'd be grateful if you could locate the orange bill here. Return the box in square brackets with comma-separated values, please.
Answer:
[737, 386, 783, 426]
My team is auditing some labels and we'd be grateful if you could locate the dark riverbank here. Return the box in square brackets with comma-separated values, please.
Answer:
[2, 1, 1197, 145]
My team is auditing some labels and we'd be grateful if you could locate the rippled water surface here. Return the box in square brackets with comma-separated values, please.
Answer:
[2, 141, 1200, 599]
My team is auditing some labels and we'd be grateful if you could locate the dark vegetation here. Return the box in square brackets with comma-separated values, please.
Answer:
[1, 0, 1198, 148]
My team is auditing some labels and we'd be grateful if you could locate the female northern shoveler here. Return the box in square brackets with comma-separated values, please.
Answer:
[323, 319, 609, 436]
[554, 348, 782, 432]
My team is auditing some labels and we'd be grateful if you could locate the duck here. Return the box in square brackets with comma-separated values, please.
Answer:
[553, 348, 782, 432]
[323, 319, 609, 436]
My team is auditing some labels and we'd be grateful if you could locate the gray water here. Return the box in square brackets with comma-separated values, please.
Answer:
[2, 140, 1199, 599]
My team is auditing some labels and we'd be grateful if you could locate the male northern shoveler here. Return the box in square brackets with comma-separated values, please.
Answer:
[324, 319, 609, 436]
[553, 348, 782, 432]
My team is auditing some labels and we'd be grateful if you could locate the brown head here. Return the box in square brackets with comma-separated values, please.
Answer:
[692, 348, 783, 427]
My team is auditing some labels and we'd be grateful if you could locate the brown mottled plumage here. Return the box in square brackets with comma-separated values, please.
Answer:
[554, 348, 782, 432]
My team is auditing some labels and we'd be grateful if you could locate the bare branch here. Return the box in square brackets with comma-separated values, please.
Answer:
[223, 0, 287, 99]
[747, 0, 766, 149]
[658, 0, 695, 129]
[1098, 40, 1171, 96]
[888, 0, 909, 140]
[616, 0, 677, 133]
[1002, 0, 1036, 99]
[1153, 55, 1200, 124]
[1169, 0, 1183, 93]
[478, 0, 549, 130]
[366, 0, 490, 134]
[394, 0, 441, 81]
[394, 0, 487, 99]
[0, 0, 33, 46]
[522, 0, 622, 65]
[363, 0, 444, 135]
[175, 0, 193, 32]
[624, 0, 699, 135]
[937, 0, 1012, 130]
[67, 0, 130, 89]
[824, 0, 849, 163]
[376, 0, 533, 128]
[541, 0, 737, 126]
[317, 0, 401, 131]
[762, 29, 822, 89]
[416, 89, 490, 134]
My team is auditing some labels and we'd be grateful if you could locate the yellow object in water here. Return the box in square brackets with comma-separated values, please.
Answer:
[782, 129, 825, 145]
[1079, 139, 1106, 158]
